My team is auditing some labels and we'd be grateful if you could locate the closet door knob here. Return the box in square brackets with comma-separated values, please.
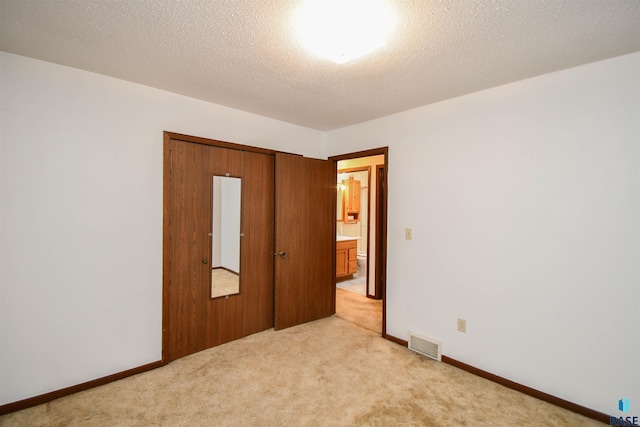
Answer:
[202, 259, 208, 264]
[278, 252, 287, 258]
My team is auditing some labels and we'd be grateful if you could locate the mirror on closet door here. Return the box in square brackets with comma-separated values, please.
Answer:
[211, 175, 242, 299]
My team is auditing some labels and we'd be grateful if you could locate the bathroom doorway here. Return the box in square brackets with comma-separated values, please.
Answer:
[336, 166, 370, 296]
[330, 148, 388, 337]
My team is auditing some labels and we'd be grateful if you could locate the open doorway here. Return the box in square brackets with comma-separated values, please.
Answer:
[330, 148, 388, 336]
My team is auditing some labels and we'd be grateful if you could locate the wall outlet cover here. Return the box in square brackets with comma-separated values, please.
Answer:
[405, 228, 412, 240]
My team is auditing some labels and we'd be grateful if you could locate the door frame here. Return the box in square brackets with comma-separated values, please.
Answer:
[336, 165, 372, 297]
[329, 147, 388, 338]
[374, 164, 386, 300]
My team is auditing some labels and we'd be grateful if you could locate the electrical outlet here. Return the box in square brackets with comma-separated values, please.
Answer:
[457, 318, 467, 333]
[405, 228, 412, 240]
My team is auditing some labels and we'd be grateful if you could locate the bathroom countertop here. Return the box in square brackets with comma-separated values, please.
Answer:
[336, 236, 360, 242]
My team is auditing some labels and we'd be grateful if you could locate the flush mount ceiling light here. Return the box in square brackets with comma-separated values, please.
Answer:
[293, 0, 396, 64]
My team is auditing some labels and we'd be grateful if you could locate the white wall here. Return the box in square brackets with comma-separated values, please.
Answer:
[327, 52, 640, 415]
[220, 177, 241, 273]
[212, 177, 222, 267]
[0, 52, 325, 405]
[1, 49, 638, 415]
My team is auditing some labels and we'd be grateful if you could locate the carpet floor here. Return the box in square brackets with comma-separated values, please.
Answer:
[211, 268, 240, 298]
[335, 287, 382, 334]
[0, 317, 600, 426]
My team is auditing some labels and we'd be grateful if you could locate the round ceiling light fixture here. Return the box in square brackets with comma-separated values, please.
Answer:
[293, 0, 396, 64]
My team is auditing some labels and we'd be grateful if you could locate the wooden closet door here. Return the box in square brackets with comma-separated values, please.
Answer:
[166, 139, 217, 361]
[241, 151, 275, 336]
[274, 153, 335, 330]
[164, 135, 332, 360]
[205, 144, 244, 348]
[166, 138, 265, 362]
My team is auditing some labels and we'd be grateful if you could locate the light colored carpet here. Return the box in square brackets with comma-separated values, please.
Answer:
[0, 317, 600, 426]
[335, 287, 382, 334]
[211, 268, 239, 298]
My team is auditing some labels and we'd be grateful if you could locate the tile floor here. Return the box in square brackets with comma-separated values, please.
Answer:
[336, 273, 366, 295]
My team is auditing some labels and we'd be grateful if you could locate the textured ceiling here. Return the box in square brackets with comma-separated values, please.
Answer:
[1, 0, 639, 131]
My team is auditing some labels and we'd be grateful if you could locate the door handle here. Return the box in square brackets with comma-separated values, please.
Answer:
[202, 259, 208, 264]
[278, 251, 287, 258]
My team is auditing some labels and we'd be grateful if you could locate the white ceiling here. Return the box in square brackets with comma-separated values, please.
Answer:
[1, 0, 639, 131]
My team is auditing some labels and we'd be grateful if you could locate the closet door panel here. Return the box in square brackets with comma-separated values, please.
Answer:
[304, 158, 335, 321]
[206, 146, 244, 348]
[242, 151, 275, 335]
[167, 140, 213, 360]
[274, 153, 335, 330]
[166, 134, 333, 360]
[166, 140, 245, 360]
[274, 153, 307, 329]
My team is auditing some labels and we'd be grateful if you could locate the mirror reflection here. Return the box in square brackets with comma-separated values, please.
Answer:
[211, 175, 241, 299]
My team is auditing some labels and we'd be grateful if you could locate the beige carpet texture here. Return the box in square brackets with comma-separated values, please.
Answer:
[335, 287, 382, 334]
[211, 268, 240, 298]
[0, 316, 600, 426]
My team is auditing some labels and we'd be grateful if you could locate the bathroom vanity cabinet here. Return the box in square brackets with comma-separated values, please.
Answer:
[336, 238, 358, 279]
[342, 176, 360, 223]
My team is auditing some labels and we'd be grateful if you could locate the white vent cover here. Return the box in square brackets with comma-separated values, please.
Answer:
[408, 331, 442, 361]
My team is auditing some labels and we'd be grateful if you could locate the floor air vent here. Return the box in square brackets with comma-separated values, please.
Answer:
[408, 332, 442, 361]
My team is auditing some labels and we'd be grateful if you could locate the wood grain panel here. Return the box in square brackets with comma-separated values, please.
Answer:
[206, 146, 244, 348]
[165, 131, 276, 155]
[274, 153, 307, 329]
[192, 142, 211, 354]
[336, 248, 347, 277]
[274, 153, 334, 330]
[242, 152, 275, 335]
[207, 144, 244, 177]
[304, 158, 335, 322]
[167, 139, 212, 360]
[165, 135, 276, 362]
